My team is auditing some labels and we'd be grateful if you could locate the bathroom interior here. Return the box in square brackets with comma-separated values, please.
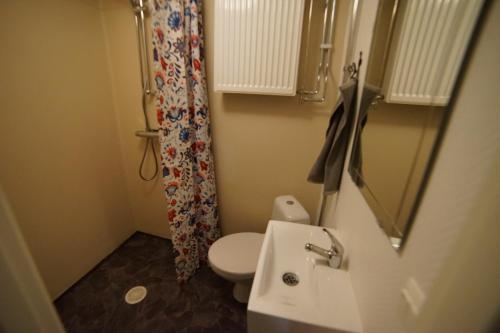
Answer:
[0, 0, 499, 332]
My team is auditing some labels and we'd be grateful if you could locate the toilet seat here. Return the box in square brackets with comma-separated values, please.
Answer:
[208, 232, 264, 280]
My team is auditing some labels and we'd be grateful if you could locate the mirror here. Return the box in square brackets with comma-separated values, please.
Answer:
[349, 0, 485, 250]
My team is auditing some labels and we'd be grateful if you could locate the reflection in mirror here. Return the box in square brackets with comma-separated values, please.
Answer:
[349, 0, 485, 250]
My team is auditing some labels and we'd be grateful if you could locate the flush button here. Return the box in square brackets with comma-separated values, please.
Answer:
[286, 200, 294, 205]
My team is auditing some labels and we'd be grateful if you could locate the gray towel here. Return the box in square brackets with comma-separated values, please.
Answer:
[350, 84, 381, 186]
[307, 79, 357, 193]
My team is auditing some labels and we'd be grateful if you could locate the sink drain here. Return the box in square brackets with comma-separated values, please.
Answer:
[282, 272, 299, 286]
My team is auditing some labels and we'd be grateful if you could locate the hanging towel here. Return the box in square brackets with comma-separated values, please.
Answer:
[350, 84, 381, 186]
[307, 79, 357, 193]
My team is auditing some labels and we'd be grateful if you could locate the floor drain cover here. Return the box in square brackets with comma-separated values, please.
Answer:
[282, 272, 300, 286]
[125, 286, 147, 304]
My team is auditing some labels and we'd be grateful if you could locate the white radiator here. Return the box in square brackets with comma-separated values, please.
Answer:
[384, 0, 483, 106]
[214, 0, 306, 96]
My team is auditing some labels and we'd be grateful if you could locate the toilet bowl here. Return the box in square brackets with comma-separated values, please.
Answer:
[208, 195, 310, 303]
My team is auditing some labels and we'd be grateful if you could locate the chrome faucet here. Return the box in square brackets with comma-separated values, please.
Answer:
[305, 228, 344, 269]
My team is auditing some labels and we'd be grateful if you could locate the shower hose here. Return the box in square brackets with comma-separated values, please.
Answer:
[138, 89, 159, 181]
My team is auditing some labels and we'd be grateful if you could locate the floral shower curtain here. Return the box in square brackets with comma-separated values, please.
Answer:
[151, 0, 220, 281]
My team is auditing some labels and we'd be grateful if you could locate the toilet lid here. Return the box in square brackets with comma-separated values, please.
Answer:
[208, 232, 264, 276]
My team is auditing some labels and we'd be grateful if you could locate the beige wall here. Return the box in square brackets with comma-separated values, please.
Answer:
[324, 1, 500, 332]
[101, 0, 171, 238]
[204, 0, 351, 234]
[359, 103, 443, 235]
[359, 0, 445, 236]
[0, 0, 350, 299]
[0, 0, 135, 299]
[395, 106, 443, 233]
[102, 0, 351, 236]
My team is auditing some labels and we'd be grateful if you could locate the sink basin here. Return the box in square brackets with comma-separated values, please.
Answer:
[247, 220, 362, 333]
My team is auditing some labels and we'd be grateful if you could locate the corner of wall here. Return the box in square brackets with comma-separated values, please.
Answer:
[99, 2, 138, 231]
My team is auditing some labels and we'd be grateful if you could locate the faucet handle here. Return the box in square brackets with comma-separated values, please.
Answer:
[304, 229, 344, 269]
[322, 228, 344, 255]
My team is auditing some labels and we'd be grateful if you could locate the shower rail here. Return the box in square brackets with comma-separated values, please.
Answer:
[131, 0, 159, 180]
[133, 0, 152, 97]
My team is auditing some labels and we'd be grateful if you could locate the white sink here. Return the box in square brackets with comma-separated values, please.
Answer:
[247, 220, 362, 333]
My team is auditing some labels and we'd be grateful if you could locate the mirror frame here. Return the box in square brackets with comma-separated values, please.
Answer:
[347, 0, 491, 251]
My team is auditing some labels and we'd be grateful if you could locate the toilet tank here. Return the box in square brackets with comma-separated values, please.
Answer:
[271, 195, 310, 225]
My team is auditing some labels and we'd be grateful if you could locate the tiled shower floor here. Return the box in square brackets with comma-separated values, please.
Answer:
[55, 232, 246, 333]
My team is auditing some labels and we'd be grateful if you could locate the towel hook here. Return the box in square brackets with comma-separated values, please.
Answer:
[343, 51, 363, 80]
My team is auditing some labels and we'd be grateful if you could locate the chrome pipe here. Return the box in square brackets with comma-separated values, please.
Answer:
[131, 0, 159, 181]
[298, 0, 331, 97]
[132, 0, 152, 97]
[300, 0, 337, 103]
[299, 0, 315, 93]
[321, 0, 337, 100]
[315, 0, 331, 89]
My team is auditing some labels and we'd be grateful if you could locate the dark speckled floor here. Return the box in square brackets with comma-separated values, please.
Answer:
[55, 232, 246, 333]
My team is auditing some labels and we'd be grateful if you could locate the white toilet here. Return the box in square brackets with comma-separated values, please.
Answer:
[208, 195, 310, 303]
